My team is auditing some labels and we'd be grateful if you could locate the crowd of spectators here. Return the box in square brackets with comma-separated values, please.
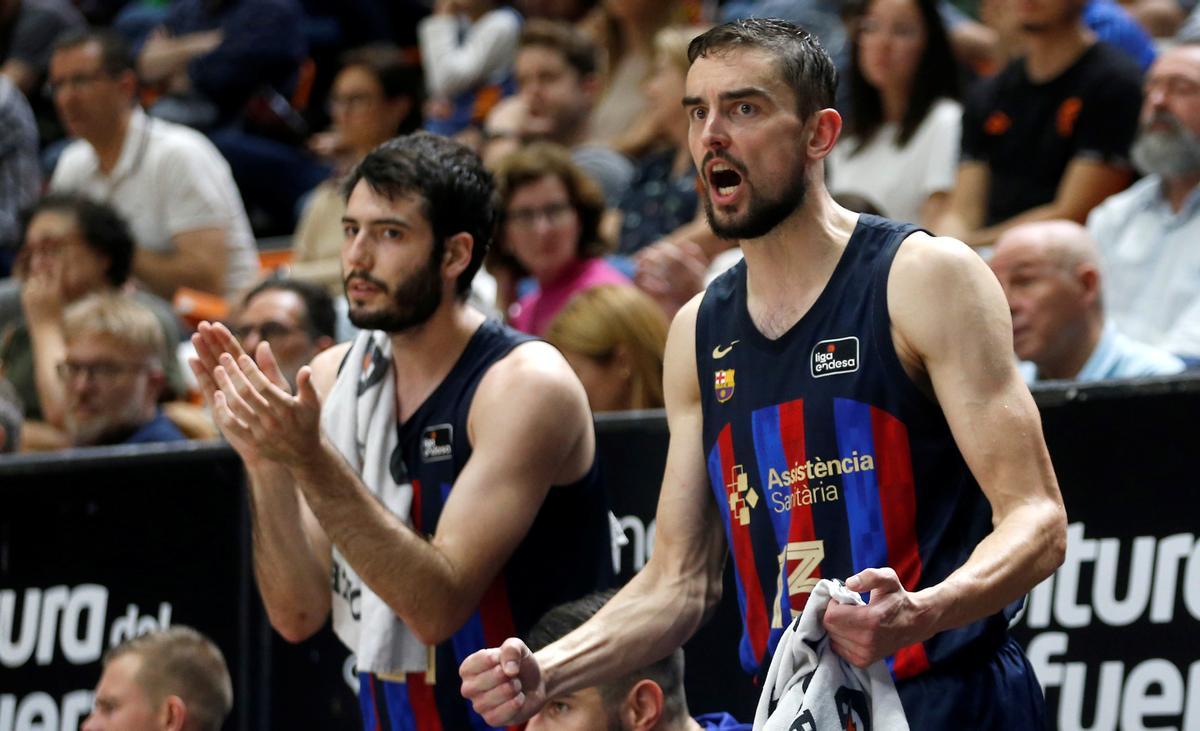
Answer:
[0, 0, 1198, 452]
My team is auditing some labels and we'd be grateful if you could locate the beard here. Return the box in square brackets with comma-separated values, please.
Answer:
[701, 151, 808, 240]
[1131, 112, 1200, 178]
[344, 250, 443, 333]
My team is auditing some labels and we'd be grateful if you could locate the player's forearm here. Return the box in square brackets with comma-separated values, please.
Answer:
[917, 496, 1066, 636]
[289, 442, 478, 644]
[537, 546, 722, 701]
[246, 461, 331, 642]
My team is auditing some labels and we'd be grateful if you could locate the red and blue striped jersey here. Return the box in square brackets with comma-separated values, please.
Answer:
[362, 320, 613, 731]
[696, 215, 1018, 681]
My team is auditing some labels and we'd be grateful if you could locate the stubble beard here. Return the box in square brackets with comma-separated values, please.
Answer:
[345, 252, 444, 333]
[702, 158, 809, 240]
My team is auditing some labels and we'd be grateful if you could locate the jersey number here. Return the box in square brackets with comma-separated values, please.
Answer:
[772, 540, 825, 628]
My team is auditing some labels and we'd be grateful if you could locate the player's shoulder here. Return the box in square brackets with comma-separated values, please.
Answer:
[309, 341, 352, 399]
[894, 230, 989, 285]
[479, 337, 583, 408]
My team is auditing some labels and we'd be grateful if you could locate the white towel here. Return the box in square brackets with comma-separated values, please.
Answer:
[321, 330, 427, 676]
[753, 579, 910, 731]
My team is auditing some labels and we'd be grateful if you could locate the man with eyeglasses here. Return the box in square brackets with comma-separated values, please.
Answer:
[46, 28, 258, 301]
[59, 291, 184, 446]
[230, 278, 336, 389]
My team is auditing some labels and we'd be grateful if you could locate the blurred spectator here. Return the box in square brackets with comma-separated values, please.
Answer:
[0, 194, 185, 425]
[57, 292, 185, 447]
[934, 0, 1142, 248]
[525, 590, 748, 731]
[1087, 41, 1200, 359]
[1128, 0, 1187, 36]
[613, 25, 700, 256]
[0, 74, 39, 273]
[290, 44, 422, 293]
[544, 284, 667, 412]
[82, 625, 232, 731]
[829, 0, 961, 226]
[418, 0, 521, 137]
[496, 19, 632, 204]
[0, 0, 83, 97]
[230, 278, 336, 388]
[492, 143, 630, 335]
[581, 0, 681, 151]
[47, 29, 259, 299]
[0, 376, 21, 452]
[137, 0, 306, 130]
[990, 220, 1184, 382]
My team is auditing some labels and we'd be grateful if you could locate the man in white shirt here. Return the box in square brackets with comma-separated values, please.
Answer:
[990, 220, 1185, 382]
[1087, 41, 1200, 360]
[46, 28, 259, 301]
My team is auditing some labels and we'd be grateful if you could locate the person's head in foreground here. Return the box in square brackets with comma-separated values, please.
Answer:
[82, 625, 232, 731]
[526, 591, 700, 731]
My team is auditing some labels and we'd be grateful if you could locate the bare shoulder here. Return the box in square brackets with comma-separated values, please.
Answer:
[889, 230, 1014, 376]
[308, 341, 353, 401]
[474, 339, 589, 418]
[662, 293, 703, 407]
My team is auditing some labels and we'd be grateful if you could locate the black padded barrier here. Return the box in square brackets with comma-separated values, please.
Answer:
[2, 374, 1198, 729]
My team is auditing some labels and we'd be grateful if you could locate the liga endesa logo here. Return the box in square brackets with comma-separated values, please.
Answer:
[811, 337, 859, 378]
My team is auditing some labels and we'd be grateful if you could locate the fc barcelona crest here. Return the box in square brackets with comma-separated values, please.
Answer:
[714, 369, 735, 403]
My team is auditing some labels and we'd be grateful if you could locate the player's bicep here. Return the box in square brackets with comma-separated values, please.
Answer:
[432, 346, 590, 592]
[890, 238, 1056, 511]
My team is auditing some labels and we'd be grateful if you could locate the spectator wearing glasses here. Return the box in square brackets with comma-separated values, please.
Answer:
[491, 143, 631, 336]
[230, 278, 336, 389]
[58, 291, 184, 446]
[0, 193, 184, 431]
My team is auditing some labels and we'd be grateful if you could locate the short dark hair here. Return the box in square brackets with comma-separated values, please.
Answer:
[242, 277, 337, 341]
[341, 132, 497, 298]
[528, 591, 689, 725]
[519, 19, 600, 78]
[52, 28, 134, 76]
[103, 626, 232, 731]
[846, 0, 960, 152]
[492, 142, 608, 273]
[24, 193, 135, 287]
[339, 44, 424, 134]
[687, 18, 837, 119]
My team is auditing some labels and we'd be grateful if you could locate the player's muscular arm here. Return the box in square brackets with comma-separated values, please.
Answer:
[292, 342, 592, 645]
[460, 297, 728, 726]
[890, 234, 1067, 632]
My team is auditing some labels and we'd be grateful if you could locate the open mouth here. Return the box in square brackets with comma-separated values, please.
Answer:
[709, 163, 743, 198]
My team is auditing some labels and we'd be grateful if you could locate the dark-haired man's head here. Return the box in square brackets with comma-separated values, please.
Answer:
[234, 278, 336, 387]
[49, 29, 137, 144]
[82, 626, 232, 731]
[515, 19, 602, 145]
[684, 19, 839, 240]
[331, 44, 424, 158]
[21, 193, 135, 301]
[526, 592, 696, 731]
[340, 132, 497, 332]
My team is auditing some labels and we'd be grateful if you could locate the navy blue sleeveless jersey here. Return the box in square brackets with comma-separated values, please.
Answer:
[696, 215, 1019, 683]
[358, 319, 613, 731]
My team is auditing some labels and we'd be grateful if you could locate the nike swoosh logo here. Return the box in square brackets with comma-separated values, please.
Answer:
[712, 340, 739, 359]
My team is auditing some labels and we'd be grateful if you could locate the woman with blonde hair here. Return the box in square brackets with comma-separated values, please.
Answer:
[545, 284, 668, 412]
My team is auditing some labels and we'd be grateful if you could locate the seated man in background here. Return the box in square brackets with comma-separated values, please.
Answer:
[990, 220, 1184, 382]
[935, 0, 1142, 248]
[491, 19, 632, 205]
[526, 591, 748, 731]
[1087, 41, 1200, 360]
[57, 291, 185, 447]
[230, 278, 335, 389]
[0, 376, 21, 452]
[47, 28, 259, 300]
[82, 625, 232, 731]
